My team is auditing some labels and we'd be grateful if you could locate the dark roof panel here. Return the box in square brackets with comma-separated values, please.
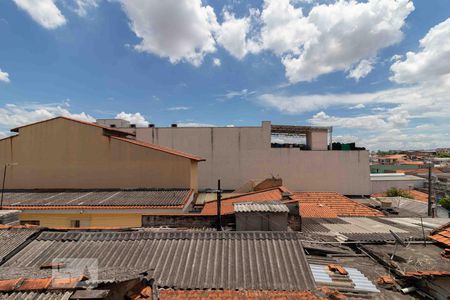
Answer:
[0, 231, 315, 291]
[1, 189, 192, 209]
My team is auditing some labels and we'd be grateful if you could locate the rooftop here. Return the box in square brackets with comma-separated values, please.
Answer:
[0, 230, 315, 291]
[430, 222, 450, 247]
[288, 192, 384, 217]
[1, 189, 193, 210]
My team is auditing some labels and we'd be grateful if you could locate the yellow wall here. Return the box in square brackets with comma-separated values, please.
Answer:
[0, 118, 198, 190]
[20, 213, 142, 228]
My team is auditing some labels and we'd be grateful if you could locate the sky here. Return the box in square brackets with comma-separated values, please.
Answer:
[0, 0, 449, 150]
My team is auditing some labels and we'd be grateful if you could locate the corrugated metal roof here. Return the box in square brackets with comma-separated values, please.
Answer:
[234, 201, 289, 213]
[0, 291, 72, 300]
[0, 231, 315, 291]
[1, 189, 192, 209]
[0, 228, 39, 263]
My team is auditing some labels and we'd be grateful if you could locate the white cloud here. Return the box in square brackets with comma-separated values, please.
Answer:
[13, 0, 66, 29]
[72, 0, 100, 17]
[347, 59, 375, 81]
[0, 69, 10, 83]
[277, 0, 414, 83]
[390, 17, 450, 84]
[0, 102, 94, 132]
[310, 111, 389, 130]
[115, 112, 149, 127]
[167, 106, 190, 111]
[349, 103, 365, 109]
[121, 0, 218, 66]
[216, 9, 261, 59]
[213, 58, 221, 66]
[222, 89, 255, 99]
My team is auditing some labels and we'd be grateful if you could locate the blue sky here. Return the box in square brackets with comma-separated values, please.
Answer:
[0, 0, 449, 150]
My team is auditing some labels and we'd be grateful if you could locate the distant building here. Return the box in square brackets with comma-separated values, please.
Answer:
[370, 173, 426, 194]
[99, 120, 371, 195]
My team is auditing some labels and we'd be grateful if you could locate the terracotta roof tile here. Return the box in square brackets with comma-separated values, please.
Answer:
[299, 203, 338, 218]
[200, 187, 286, 215]
[291, 192, 384, 217]
[134, 288, 322, 299]
[404, 271, 450, 277]
[111, 136, 205, 161]
[430, 224, 450, 247]
[0, 276, 86, 292]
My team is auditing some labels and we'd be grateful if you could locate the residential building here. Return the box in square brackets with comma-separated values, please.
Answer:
[370, 173, 426, 194]
[0, 117, 204, 190]
[0, 117, 205, 227]
[97, 120, 371, 195]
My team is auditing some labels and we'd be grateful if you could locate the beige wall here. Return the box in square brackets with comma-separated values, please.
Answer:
[0, 118, 197, 190]
[135, 122, 371, 195]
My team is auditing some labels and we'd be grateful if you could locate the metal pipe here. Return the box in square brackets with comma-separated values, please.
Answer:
[0, 164, 6, 210]
[216, 179, 222, 231]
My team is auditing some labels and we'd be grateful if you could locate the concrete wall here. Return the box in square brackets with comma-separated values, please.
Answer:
[0, 118, 197, 190]
[235, 212, 288, 231]
[135, 122, 371, 195]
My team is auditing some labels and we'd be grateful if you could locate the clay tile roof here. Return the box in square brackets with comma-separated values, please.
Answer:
[430, 224, 450, 247]
[299, 203, 338, 218]
[135, 289, 322, 299]
[404, 271, 450, 277]
[408, 190, 429, 202]
[201, 187, 287, 215]
[292, 192, 384, 217]
[111, 136, 205, 161]
[0, 276, 86, 292]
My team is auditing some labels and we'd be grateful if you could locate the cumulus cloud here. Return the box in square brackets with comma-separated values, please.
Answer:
[121, 0, 218, 66]
[0, 102, 94, 132]
[13, 0, 66, 29]
[347, 59, 375, 81]
[390, 17, 450, 84]
[216, 10, 260, 59]
[213, 58, 221, 66]
[115, 112, 149, 127]
[278, 0, 413, 82]
[310, 111, 388, 130]
[0, 69, 10, 83]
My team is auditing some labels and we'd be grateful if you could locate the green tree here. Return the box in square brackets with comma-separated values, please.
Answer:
[385, 187, 412, 198]
[439, 197, 450, 210]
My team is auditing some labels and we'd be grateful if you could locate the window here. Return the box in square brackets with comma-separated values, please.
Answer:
[20, 220, 40, 226]
[70, 220, 81, 228]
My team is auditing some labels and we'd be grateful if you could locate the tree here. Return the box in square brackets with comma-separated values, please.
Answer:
[440, 197, 450, 211]
[385, 187, 412, 198]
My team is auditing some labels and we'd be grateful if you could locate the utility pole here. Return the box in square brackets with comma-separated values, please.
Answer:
[427, 163, 432, 217]
[1, 163, 18, 210]
[216, 179, 222, 231]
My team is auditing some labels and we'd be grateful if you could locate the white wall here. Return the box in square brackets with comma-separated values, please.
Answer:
[135, 122, 371, 195]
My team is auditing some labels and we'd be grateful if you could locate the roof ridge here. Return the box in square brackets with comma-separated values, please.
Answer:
[10, 116, 135, 136]
[110, 136, 205, 161]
